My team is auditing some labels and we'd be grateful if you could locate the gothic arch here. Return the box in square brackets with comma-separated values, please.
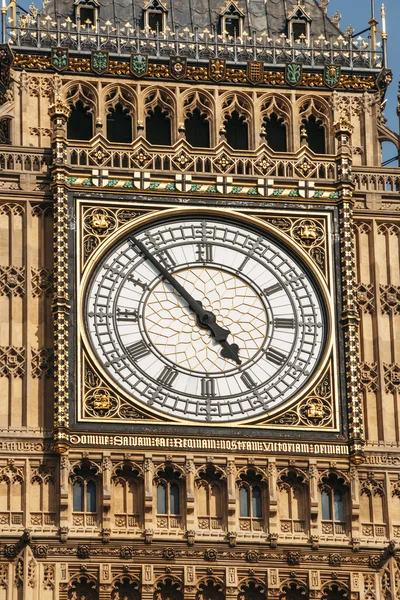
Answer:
[63, 81, 98, 115]
[318, 469, 349, 487]
[280, 580, 308, 600]
[297, 96, 331, 153]
[112, 460, 143, 479]
[111, 574, 140, 600]
[236, 465, 268, 483]
[220, 91, 253, 149]
[68, 574, 98, 600]
[69, 458, 102, 478]
[321, 582, 349, 600]
[103, 84, 137, 143]
[143, 87, 176, 145]
[196, 463, 227, 480]
[63, 81, 97, 140]
[154, 462, 186, 480]
[238, 577, 267, 600]
[196, 576, 225, 600]
[182, 89, 215, 147]
[154, 575, 183, 600]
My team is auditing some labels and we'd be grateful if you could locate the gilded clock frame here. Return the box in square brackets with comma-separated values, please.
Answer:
[69, 196, 343, 437]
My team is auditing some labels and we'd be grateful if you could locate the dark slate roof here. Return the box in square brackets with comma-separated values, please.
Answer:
[41, 0, 342, 37]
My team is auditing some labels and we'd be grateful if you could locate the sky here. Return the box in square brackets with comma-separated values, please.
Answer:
[16, 0, 400, 150]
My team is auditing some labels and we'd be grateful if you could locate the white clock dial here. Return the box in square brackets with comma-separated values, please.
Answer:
[84, 215, 326, 423]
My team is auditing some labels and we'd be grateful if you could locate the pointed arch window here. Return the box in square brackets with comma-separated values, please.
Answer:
[67, 100, 93, 141]
[146, 105, 171, 146]
[287, 5, 311, 42]
[360, 480, 386, 538]
[74, 0, 99, 28]
[185, 108, 210, 148]
[195, 466, 225, 530]
[155, 465, 183, 528]
[112, 464, 143, 529]
[264, 112, 287, 152]
[238, 469, 267, 531]
[143, 0, 168, 33]
[220, 1, 244, 39]
[302, 115, 326, 154]
[71, 461, 99, 528]
[107, 103, 133, 143]
[320, 473, 348, 536]
[224, 110, 248, 150]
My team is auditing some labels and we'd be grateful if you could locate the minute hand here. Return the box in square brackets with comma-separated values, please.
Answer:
[131, 235, 230, 343]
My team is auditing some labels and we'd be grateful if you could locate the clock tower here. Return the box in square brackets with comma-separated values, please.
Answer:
[0, 0, 399, 599]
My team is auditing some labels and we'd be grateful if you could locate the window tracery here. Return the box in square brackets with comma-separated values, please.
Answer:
[237, 466, 267, 532]
[183, 91, 214, 148]
[196, 578, 224, 600]
[30, 463, 56, 528]
[112, 461, 143, 530]
[280, 581, 308, 600]
[65, 82, 97, 141]
[195, 464, 226, 531]
[322, 583, 349, 600]
[154, 464, 184, 529]
[298, 98, 330, 154]
[259, 94, 291, 151]
[277, 468, 308, 535]
[154, 576, 183, 600]
[0, 461, 23, 526]
[111, 575, 140, 600]
[221, 93, 252, 150]
[70, 459, 100, 528]
[319, 471, 349, 536]
[104, 86, 136, 144]
[68, 575, 98, 600]
[360, 478, 386, 538]
[143, 0, 168, 33]
[145, 89, 175, 146]
[238, 579, 267, 600]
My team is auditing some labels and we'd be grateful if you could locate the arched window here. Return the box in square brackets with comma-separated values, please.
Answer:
[112, 577, 140, 600]
[196, 465, 225, 530]
[107, 103, 133, 143]
[67, 100, 93, 141]
[302, 115, 325, 154]
[30, 467, 56, 527]
[320, 473, 348, 536]
[278, 470, 308, 535]
[146, 105, 171, 146]
[154, 578, 183, 600]
[71, 461, 99, 527]
[238, 468, 267, 531]
[264, 113, 287, 152]
[185, 108, 210, 148]
[322, 584, 348, 600]
[224, 110, 248, 150]
[112, 463, 143, 529]
[155, 465, 183, 528]
[196, 580, 224, 600]
[68, 576, 98, 600]
[360, 480, 386, 538]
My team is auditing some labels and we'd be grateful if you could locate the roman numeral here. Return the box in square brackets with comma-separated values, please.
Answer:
[116, 307, 138, 322]
[274, 317, 295, 329]
[158, 250, 176, 269]
[196, 243, 213, 262]
[157, 366, 178, 387]
[264, 347, 287, 365]
[201, 378, 216, 397]
[125, 340, 150, 362]
[241, 372, 257, 389]
[264, 283, 282, 296]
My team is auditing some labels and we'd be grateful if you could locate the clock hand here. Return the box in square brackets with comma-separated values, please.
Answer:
[131, 235, 241, 365]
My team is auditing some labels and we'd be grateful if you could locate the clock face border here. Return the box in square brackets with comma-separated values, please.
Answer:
[68, 199, 344, 437]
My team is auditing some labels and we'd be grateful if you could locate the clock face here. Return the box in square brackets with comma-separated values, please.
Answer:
[84, 214, 327, 423]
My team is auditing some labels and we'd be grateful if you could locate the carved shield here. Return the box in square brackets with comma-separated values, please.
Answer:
[169, 56, 187, 80]
[247, 60, 264, 85]
[130, 53, 149, 78]
[51, 47, 69, 72]
[284, 62, 302, 86]
[323, 64, 341, 88]
[209, 58, 226, 82]
[91, 50, 109, 75]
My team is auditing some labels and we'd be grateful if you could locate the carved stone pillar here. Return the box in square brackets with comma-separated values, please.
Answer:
[184, 565, 197, 600]
[59, 455, 70, 536]
[185, 456, 195, 530]
[308, 461, 319, 537]
[227, 458, 236, 531]
[144, 455, 154, 529]
[268, 459, 278, 536]
[142, 565, 155, 600]
[350, 466, 361, 539]
[226, 567, 238, 600]
[102, 455, 112, 532]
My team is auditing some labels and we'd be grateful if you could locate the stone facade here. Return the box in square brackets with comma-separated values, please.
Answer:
[0, 1, 399, 599]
